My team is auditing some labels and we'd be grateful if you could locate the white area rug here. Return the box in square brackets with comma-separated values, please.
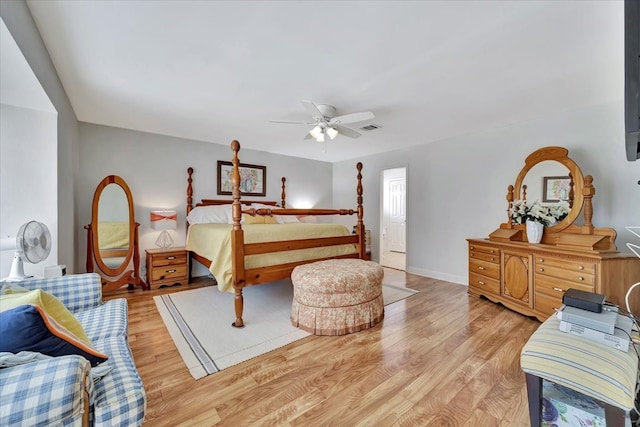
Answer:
[154, 279, 418, 380]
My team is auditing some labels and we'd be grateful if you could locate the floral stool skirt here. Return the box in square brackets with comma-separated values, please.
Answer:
[290, 259, 384, 335]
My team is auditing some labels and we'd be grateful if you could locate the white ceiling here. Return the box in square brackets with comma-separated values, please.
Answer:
[24, 0, 623, 163]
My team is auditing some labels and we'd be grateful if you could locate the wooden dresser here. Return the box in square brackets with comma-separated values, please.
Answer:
[468, 146, 640, 321]
[468, 239, 640, 321]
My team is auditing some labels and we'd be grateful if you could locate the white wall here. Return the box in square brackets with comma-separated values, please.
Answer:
[334, 101, 640, 285]
[1, 1, 80, 273]
[0, 104, 58, 277]
[77, 123, 334, 277]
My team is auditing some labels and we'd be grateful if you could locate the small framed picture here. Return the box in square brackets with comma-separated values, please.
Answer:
[217, 161, 266, 196]
[543, 176, 571, 202]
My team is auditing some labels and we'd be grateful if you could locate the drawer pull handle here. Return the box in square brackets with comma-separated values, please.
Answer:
[490, 257, 495, 261]
[578, 276, 584, 281]
[553, 307, 560, 312]
[538, 258, 544, 263]
[490, 250, 495, 254]
[470, 246, 474, 250]
[478, 281, 486, 285]
[166, 269, 177, 273]
[553, 287, 564, 293]
[578, 265, 584, 270]
[478, 266, 485, 270]
[539, 268, 544, 272]
[167, 256, 176, 260]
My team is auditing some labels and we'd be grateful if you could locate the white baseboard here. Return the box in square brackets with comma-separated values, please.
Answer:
[405, 266, 467, 286]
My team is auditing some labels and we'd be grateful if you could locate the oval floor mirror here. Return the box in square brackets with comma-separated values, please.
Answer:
[85, 175, 147, 291]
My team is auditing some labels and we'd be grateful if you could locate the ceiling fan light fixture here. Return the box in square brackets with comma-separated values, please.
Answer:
[309, 125, 322, 139]
[326, 127, 338, 140]
[316, 132, 325, 143]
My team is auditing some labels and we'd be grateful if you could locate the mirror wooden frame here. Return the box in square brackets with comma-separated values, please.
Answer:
[490, 146, 617, 251]
[511, 146, 584, 235]
[85, 175, 147, 291]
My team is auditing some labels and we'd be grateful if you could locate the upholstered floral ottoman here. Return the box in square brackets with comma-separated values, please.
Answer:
[291, 259, 384, 335]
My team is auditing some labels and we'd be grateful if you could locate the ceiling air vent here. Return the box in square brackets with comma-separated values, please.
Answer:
[360, 124, 382, 131]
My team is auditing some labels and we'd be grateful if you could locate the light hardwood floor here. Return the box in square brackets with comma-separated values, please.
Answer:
[104, 270, 539, 426]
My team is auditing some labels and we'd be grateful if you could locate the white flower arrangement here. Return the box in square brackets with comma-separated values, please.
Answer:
[509, 199, 570, 227]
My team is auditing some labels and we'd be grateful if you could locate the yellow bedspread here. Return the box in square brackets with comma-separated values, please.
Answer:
[98, 222, 130, 249]
[186, 223, 356, 292]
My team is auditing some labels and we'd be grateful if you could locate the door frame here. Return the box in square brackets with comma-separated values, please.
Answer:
[379, 166, 407, 271]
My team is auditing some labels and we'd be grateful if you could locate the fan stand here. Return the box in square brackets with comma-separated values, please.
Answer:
[6, 251, 27, 282]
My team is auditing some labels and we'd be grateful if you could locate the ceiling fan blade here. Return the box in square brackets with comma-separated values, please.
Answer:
[336, 125, 361, 139]
[328, 111, 375, 126]
[269, 120, 314, 125]
[301, 100, 325, 120]
[304, 132, 313, 140]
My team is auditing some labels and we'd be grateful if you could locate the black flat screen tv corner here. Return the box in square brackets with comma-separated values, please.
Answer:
[625, 0, 640, 161]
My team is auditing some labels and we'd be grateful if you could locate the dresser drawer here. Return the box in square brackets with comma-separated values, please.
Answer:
[151, 265, 188, 282]
[535, 263, 594, 286]
[535, 275, 594, 297]
[535, 292, 564, 317]
[469, 250, 499, 264]
[469, 272, 500, 295]
[150, 252, 188, 267]
[469, 258, 500, 279]
[535, 256, 595, 274]
[469, 244, 500, 259]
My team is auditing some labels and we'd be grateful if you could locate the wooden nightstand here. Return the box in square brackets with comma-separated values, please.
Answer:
[145, 247, 189, 289]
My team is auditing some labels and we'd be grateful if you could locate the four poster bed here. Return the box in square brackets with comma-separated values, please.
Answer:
[185, 140, 367, 327]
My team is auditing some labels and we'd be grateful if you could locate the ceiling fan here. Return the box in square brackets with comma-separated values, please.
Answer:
[270, 100, 375, 143]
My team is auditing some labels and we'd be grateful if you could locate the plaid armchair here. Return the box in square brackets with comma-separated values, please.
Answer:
[0, 273, 146, 426]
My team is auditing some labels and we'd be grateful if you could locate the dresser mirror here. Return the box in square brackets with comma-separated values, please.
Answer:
[511, 148, 585, 234]
[490, 146, 616, 250]
[85, 175, 147, 291]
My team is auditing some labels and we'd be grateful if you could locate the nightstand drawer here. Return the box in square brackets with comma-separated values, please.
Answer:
[151, 265, 188, 282]
[145, 247, 189, 289]
[151, 252, 187, 267]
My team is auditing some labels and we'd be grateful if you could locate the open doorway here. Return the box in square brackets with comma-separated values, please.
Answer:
[380, 167, 406, 270]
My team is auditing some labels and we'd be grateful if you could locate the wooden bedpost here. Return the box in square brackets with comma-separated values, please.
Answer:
[187, 167, 194, 215]
[355, 162, 365, 259]
[281, 177, 286, 208]
[230, 140, 246, 327]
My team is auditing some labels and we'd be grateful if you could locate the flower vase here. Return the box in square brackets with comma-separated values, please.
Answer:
[526, 220, 544, 244]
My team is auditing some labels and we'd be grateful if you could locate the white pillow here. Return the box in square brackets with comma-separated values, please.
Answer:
[186, 205, 231, 224]
[298, 215, 317, 224]
[252, 203, 299, 224]
[275, 214, 300, 224]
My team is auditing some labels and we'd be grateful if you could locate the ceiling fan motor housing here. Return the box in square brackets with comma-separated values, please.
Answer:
[315, 104, 337, 120]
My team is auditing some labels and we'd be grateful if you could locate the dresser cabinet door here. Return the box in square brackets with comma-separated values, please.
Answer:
[502, 251, 533, 308]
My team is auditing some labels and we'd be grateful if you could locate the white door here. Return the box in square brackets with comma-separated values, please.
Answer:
[380, 167, 406, 270]
[387, 177, 406, 253]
